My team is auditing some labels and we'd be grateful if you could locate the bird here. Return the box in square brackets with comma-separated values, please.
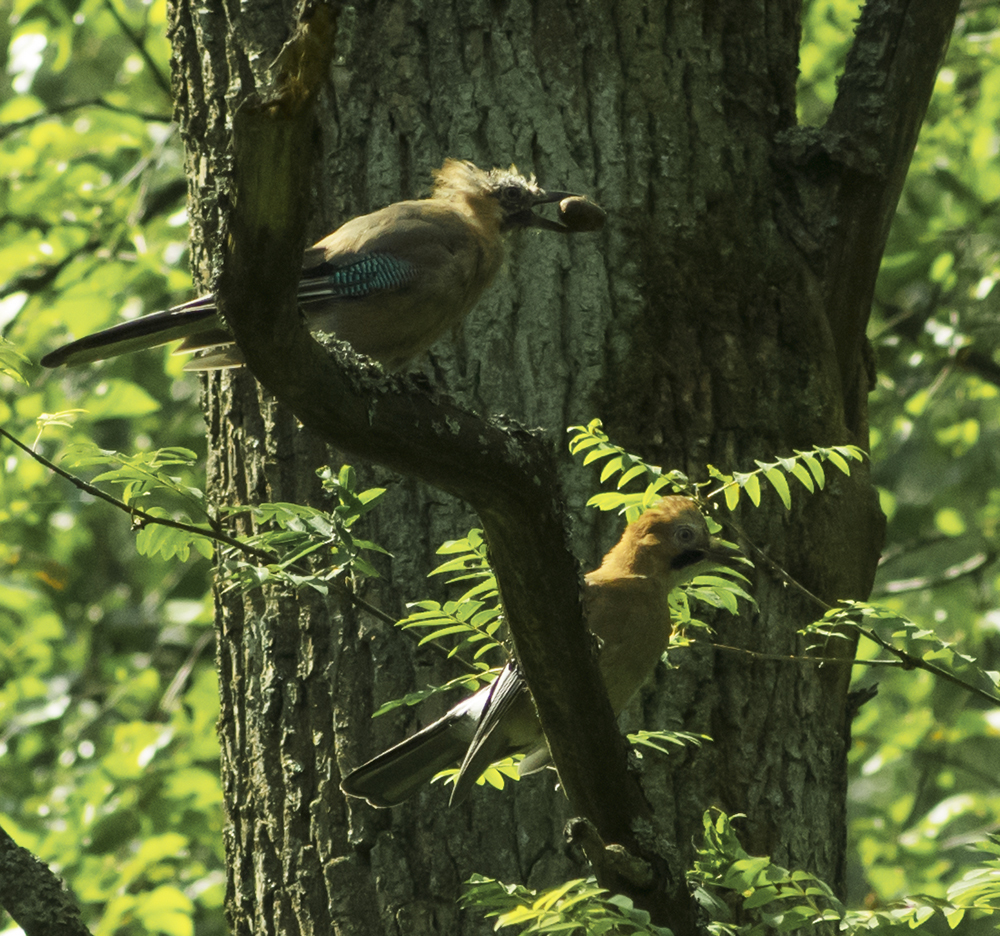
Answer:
[340, 496, 738, 808]
[40, 160, 604, 371]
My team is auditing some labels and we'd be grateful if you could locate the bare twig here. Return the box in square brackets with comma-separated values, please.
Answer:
[0, 99, 172, 141]
[706, 641, 897, 668]
[855, 625, 1000, 707]
[100, 0, 173, 98]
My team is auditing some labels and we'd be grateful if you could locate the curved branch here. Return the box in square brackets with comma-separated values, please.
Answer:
[826, 1, 959, 407]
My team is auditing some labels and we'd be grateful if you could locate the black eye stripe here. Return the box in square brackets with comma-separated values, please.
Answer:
[671, 550, 705, 570]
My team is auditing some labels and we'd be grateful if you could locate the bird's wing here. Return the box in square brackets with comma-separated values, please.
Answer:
[296, 252, 418, 305]
[309, 203, 499, 300]
[294, 205, 504, 368]
[449, 663, 543, 805]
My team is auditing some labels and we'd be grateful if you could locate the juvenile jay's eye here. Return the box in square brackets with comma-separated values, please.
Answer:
[675, 525, 697, 545]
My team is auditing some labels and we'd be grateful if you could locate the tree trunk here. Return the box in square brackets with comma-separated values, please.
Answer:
[169, 0, 956, 932]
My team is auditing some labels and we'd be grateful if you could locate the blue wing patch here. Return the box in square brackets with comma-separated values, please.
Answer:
[298, 253, 416, 302]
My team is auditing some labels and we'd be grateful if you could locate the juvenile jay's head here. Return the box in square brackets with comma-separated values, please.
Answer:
[602, 496, 738, 582]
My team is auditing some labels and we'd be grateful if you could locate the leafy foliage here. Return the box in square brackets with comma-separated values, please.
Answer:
[568, 414, 1000, 931]
[2, 1, 1000, 934]
[63, 443, 205, 510]
[371, 508, 748, 729]
[0, 7, 388, 920]
[368, 527, 504, 721]
[394, 527, 505, 662]
[0, 0, 222, 929]
[805, 601, 1000, 704]
[0, 591, 224, 936]
[568, 418, 866, 515]
[844, 5, 1000, 910]
[367, 482, 749, 796]
[433, 756, 524, 797]
[946, 838, 1000, 922]
[461, 874, 673, 936]
[567, 419, 691, 517]
[626, 729, 709, 759]
[0, 337, 31, 384]
[59, 442, 215, 562]
[690, 810, 998, 935]
[370, 670, 494, 719]
[706, 447, 865, 511]
[460, 810, 1000, 936]
[667, 570, 755, 648]
[218, 464, 387, 595]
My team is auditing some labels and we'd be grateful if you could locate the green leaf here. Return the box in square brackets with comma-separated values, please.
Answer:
[944, 906, 966, 928]
[618, 463, 648, 488]
[81, 378, 162, 420]
[789, 461, 815, 492]
[824, 448, 851, 475]
[762, 466, 792, 509]
[586, 491, 631, 511]
[628, 729, 709, 755]
[796, 452, 826, 488]
[721, 857, 772, 890]
[0, 336, 31, 383]
[599, 455, 624, 481]
[742, 885, 780, 909]
[723, 482, 740, 511]
[736, 472, 761, 506]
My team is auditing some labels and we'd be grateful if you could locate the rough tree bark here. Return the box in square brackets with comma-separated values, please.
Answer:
[165, 1, 958, 934]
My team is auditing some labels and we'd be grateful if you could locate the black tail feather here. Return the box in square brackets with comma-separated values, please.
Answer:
[41, 299, 221, 367]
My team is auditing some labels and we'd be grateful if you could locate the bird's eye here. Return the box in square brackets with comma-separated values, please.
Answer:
[501, 184, 522, 200]
[674, 525, 697, 545]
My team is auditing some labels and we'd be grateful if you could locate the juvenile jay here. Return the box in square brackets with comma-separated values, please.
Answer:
[340, 496, 737, 808]
[41, 159, 603, 371]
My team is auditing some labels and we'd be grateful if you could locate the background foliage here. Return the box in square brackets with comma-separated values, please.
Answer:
[0, 0, 998, 933]
[0, 0, 219, 932]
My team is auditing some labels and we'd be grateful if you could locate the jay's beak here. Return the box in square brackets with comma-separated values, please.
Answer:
[506, 189, 607, 233]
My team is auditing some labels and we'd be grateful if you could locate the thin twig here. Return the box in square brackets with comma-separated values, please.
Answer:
[101, 0, 173, 98]
[717, 512, 832, 612]
[857, 625, 1000, 707]
[706, 641, 903, 668]
[0, 99, 173, 141]
[0, 424, 269, 561]
[159, 628, 215, 714]
[1, 424, 399, 627]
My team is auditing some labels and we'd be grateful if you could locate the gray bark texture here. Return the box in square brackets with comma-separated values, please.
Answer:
[165, 0, 958, 933]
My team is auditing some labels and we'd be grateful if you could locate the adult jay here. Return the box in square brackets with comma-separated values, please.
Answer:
[41, 159, 604, 371]
[340, 496, 737, 807]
